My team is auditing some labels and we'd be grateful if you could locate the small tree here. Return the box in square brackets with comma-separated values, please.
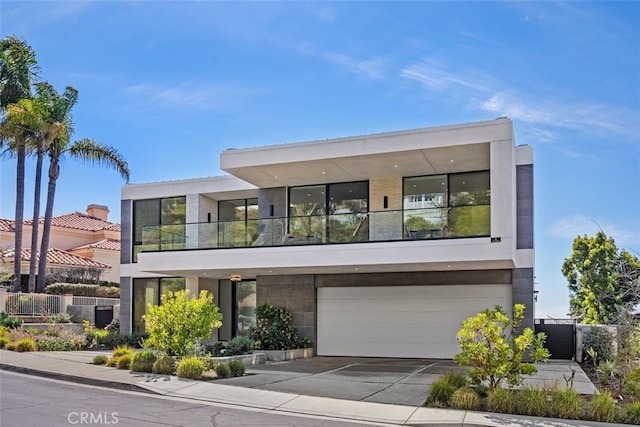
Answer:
[143, 290, 222, 357]
[454, 304, 550, 389]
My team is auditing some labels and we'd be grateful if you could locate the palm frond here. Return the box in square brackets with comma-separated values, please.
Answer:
[67, 138, 130, 182]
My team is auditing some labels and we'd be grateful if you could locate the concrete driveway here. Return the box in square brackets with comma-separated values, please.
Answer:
[215, 357, 597, 407]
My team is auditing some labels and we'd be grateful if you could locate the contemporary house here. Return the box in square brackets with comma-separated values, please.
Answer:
[120, 118, 534, 359]
[0, 205, 121, 285]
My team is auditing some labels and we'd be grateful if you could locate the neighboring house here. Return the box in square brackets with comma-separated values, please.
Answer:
[0, 204, 121, 284]
[120, 118, 535, 359]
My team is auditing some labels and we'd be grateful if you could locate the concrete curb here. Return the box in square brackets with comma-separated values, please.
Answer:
[0, 363, 153, 394]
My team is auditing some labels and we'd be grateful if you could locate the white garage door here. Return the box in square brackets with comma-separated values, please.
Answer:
[317, 285, 512, 359]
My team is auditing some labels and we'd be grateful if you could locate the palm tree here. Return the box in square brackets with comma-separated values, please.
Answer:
[20, 83, 69, 292]
[36, 137, 130, 292]
[0, 35, 39, 292]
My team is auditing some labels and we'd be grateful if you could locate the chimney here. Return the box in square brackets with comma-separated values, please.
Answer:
[87, 204, 109, 221]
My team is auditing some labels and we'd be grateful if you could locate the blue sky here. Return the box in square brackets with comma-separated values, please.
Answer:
[1, 1, 638, 318]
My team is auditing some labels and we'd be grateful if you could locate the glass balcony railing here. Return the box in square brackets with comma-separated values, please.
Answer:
[140, 206, 490, 252]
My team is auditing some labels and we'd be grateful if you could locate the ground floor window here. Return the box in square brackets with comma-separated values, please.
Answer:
[218, 279, 256, 341]
[132, 277, 185, 333]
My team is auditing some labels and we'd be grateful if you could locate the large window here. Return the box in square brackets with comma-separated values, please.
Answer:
[403, 171, 490, 238]
[218, 198, 258, 247]
[289, 181, 368, 243]
[132, 277, 185, 333]
[133, 196, 186, 261]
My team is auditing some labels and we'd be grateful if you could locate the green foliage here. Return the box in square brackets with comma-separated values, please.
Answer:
[551, 388, 582, 419]
[454, 304, 550, 389]
[112, 344, 134, 358]
[487, 387, 513, 414]
[0, 336, 9, 348]
[214, 362, 231, 379]
[92, 355, 108, 365]
[32, 330, 87, 351]
[226, 335, 254, 355]
[248, 304, 310, 350]
[623, 368, 640, 399]
[562, 231, 640, 324]
[450, 387, 481, 410]
[130, 350, 157, 373]
[152, 353, 176, 375]
[597, 359, 620, 385]
[584, 327, 615, 365]
[116, 353, 132, 369]
[11, 338, 37, 352]
[176, 357, 205, 380]
[204, 341, 226, 357]
[588, 392, 617, 423]
[442, 371, 468, 389]
[0, 312, 22, 329]
[512, 387, 547, 417]
[227, 359, 246, 377]
[44, 282, 120, 298]
[143, 290, 222, 357]
[624, 402, 640, 425]
[427, 377, 456, 406]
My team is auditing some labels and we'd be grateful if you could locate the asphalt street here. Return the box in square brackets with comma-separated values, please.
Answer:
[0, 371, 398, 427]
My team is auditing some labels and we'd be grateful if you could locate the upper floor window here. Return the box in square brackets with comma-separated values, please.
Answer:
[403, 171, 489, 239]
[132, 196, 186, 262]
[289, 181, 368, 243]
[218, 198, 258, 247]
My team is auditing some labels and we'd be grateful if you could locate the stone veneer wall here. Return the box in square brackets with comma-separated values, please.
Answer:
[256, 275, 315, 347]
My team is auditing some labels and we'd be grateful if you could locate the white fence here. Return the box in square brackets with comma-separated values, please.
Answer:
[1, 290, 119, 316]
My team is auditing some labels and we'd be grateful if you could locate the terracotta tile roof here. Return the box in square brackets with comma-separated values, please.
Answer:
[0, 218, 15, 232]
[70, 239, 121, 251]
[1, 247, 111, 269]
[24, 212, 119, 232]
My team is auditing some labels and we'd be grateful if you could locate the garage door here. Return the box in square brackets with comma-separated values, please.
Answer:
[317, 285, 512, 359]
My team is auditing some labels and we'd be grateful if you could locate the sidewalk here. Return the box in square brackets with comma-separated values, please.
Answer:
[0, 350, 623, 427]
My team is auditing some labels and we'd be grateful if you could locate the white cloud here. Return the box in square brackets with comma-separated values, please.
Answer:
[315, 6, 336, 22]
[401, 61, 491, 94]
[549, 214, 640, 248]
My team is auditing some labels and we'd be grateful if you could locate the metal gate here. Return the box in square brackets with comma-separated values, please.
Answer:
[535, 319, 576, 360]
[95, 305, 114, 329]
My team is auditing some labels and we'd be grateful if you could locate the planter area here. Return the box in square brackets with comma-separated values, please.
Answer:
[262, 347, 314, 362]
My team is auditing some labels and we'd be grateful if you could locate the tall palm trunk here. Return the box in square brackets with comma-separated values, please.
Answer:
[12, 143, 26, 292]
[36, 159, 59, 293]
[27, 140, 45, 292]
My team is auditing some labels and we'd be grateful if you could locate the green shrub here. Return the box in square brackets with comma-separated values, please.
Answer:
[624, 401, 640, 424]
[152, 353, 176, 375]
[427, 377, 455, 406]
[5, 342, 16, 351]
[0, 336, 9, 349]
[33, 331, 87, 351]
[228, 359, 246, 377]
[450, 387, 481, 410]
[513, 387, 547, 417]
[130, 350, 157, 373]
[92, 355, 108, 365]
[588, 392, 617, 423]
[248, 304, 310, 351]
[176, 357, 205, 380]
[47, 313, 72, 323]
[454, 304, 550, 389]
[443, 371, 468, 389]
[12, 338, 37, 352]
[583, 327, 615, 366]
[214, 362, 231, 379]
[0, 312, 21, 329]
[112, 344, 134, 358]
[597, 359, 620, 384]
[487, 387, 513, 414]
[623, 368, 640, 399]
[45, 283, 119, 298]
[116, 353, 132, 369]
[143, 290, 222, 357]
[204, 341, 226, 357]
[550, 388, 581, 419]
[226, 335, 254, 355]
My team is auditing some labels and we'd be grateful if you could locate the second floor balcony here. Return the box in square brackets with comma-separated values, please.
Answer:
[137, 206, 490, 254]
